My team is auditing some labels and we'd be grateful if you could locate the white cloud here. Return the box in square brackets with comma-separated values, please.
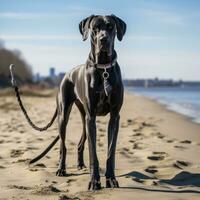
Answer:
[136, 8, 185, 25]
[127, 35, 169, 41]
[0, 5, 102, 20]
[0, 12, 65, 19]
[0, 34, 80, 41]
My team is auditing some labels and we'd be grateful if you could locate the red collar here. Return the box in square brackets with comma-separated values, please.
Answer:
[96, 58, 117, 69]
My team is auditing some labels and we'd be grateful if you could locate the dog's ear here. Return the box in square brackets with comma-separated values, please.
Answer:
[79, 15, 95, 41]
[111, 14, 126, 41]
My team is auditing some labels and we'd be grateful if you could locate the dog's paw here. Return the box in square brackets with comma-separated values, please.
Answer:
[88, 179, 101, 190]
[56, 168, 67, 176]
[77, 163, 87, 170]
[106, 178, 119, 188]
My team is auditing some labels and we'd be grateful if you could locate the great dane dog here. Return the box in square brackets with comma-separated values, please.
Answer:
[10, 14, 126, 190]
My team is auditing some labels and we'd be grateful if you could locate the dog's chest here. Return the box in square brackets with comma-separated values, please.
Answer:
[96, 90, 110, 116]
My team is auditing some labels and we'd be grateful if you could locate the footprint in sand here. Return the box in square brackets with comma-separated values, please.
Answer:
[33, 163, 46, 168]
[66, 178, 77, 185]
[29, 168, 38, 172]
[27, 146, 39, 150]
[122, 147, 130, 152]
[1, 135, 9, 138]
[10, 149, 25, 158]
[133, 142, 144, 150]
[166, 139, 175, 143]
[151, 132, 165, 139]
[132, 124, 143, 132]
[0, 139, 5, 144]
[132, 177, 145, 184]
[32, 185, 61, 194]
[132, 132, 142, 137]
[59, 194, 79, 200]
[119, 147, 132, 158]
[7, 185, 32, 190]
[180, 140, 192, 144]
[12, 158, 30, 163]
[69, 141, 76, 146]
[142, 121, 155, 127]
[19, 130, 25, 134]
[145, 166, 158, 174]
[98, 128, 106, 132]
[153, 151, 167, 155]
[147, 154, 165, 161]
[173, 160, 191, 169]
[52, 181, 57, 184]
[174, 145, 187, 150]
[46, 155, 51, 159]
[127, 119, 134, 125]
[98, 142, 104, 147]
[99, 133, 105, 137]
[37, 138, 44, 141]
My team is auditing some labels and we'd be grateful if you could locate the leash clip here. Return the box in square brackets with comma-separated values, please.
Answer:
[102, 67, 112, 96]
[102, 67, 109, 80]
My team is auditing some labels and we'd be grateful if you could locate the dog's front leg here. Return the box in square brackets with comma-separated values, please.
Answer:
[56, 80, 74, 176]
[105, 112, 120, 188]
[86, 115, 101, 190]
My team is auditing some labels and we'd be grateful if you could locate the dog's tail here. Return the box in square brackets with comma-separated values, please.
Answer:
[9, 64, 57, 132]
[29, 135, 60, 164]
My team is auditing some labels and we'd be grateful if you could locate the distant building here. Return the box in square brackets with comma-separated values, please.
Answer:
[49, 67, 56, 79]
[58, 72, 65, 82]
[33, 72, 41, 82]
[123, 78, 176, 87]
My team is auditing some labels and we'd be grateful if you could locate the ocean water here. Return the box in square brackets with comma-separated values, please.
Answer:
[126, 86, 200, 124]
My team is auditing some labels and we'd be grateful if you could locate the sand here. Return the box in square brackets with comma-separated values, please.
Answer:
[0, 89, 200, 200]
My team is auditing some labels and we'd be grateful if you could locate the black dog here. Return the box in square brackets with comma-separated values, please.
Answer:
[10, 14, 126, 190]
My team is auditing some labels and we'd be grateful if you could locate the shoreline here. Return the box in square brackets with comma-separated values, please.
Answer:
[125, 89, 200, 126]
[122, 91, 200, 142]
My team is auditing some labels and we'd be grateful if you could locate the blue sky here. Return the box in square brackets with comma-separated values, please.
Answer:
[0, 0, 200, 80]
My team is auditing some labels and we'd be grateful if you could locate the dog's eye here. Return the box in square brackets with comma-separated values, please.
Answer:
[107, 24, 113, 30]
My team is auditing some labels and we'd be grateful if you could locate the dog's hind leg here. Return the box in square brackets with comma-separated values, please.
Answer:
[75, 100, 87, 170]
[56, 80, 75, 176]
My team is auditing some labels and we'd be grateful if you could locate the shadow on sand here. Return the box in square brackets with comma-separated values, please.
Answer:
[118, 171, 200, 194]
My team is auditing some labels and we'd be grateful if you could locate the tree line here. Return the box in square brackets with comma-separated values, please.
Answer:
[0, 40, 33, 87]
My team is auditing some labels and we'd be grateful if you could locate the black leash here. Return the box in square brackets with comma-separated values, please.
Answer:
[10, 64, 57, 132]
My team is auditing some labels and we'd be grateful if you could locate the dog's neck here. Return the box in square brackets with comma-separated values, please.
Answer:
[88, 50, 117, 66]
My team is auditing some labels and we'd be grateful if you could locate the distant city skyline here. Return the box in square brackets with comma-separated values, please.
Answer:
[1, 0, 200, 81]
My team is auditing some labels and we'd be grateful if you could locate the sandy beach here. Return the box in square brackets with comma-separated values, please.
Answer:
[0, 89, 200, 200]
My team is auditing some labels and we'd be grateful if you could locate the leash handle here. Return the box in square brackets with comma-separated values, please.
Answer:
[9, 64, 17, 87]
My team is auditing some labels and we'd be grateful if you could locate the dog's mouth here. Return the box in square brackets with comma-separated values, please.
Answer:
[99, 42, 111, 53]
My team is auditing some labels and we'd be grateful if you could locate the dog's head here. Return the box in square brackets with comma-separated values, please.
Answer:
[79, 15, 126, 57]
